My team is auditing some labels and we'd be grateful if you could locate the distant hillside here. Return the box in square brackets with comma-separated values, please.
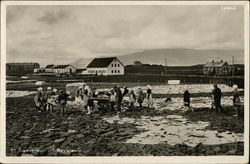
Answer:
[70, 58, 93, 69]
[118, 48, 244, 66]
[71, 48, 244, 68]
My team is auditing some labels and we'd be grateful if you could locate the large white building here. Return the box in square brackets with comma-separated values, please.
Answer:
[86, 57, 124, 76]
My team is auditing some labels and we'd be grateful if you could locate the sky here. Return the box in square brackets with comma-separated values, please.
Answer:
[6, 5, 245, 66]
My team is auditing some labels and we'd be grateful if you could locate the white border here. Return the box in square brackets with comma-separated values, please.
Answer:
[0, 1, 249, 164]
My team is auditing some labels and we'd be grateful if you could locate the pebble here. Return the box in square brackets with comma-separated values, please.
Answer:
[54, 138, 65, 143]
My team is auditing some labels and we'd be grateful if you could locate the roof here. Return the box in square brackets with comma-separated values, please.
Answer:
[204, 61, 228, 67]
[53, 65, 74, 69]
[87, 57, 123, 68]
[45, 64, 55, 68]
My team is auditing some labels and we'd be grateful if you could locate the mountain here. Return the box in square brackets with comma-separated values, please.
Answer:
[71, 48, 244, 68]
[70, 58, 93, 69]
[118, 48, 244, 66]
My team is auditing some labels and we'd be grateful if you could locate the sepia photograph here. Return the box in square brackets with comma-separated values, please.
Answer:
[0, 1, 249, 163]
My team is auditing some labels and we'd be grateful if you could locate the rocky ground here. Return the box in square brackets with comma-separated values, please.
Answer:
[6, 96, 244, 156]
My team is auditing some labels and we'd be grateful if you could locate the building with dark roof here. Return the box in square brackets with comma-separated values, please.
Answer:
[6, 63, 40, 75]
[203, 60, 232, 76]
[44, 64, 55, 72]
[86, 57, 124, 75]
[52, 65, 76, 74]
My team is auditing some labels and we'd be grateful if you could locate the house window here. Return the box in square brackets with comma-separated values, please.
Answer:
[118, 64, 120, 67]
[111, 64, 113, 67]
[112, 70, 113, 73]
[115, 70, 117, 73]
[118, 70, 120, 73]
[115, 64, 116, 67]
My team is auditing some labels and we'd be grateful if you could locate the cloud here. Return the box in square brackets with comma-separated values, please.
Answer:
[37, 9, 70, 25]
[6, 5, 245, 66]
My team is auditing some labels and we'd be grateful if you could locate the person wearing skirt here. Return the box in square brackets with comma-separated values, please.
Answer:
[145, 85, 153, 108]
[34, 87, 43, 110]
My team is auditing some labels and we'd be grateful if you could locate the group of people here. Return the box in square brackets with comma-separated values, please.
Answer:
[109, 85, 154, 112]
[34, 83, 242, 116]
[181, 84, 242, 116]
[34, 87, 70, 114]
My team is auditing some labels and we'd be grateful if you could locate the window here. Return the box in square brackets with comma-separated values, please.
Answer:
[118, 64, 120, 67]
[118, 70, 120, 73]
[115, 64, 116, 67]
[115, 70, 117, 73]
[111, 64, 113, 67]
[112, 70, 114, 73]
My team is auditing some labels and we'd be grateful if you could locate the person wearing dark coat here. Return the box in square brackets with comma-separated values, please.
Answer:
[212, 84, 224, 113]
[114, 86, 123, 112]
[183, 90, 190, 107]
[58, 90, 69, 114]
[122, 86, 129, 97]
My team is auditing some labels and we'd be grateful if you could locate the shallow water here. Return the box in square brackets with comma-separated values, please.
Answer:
[153, 96, 244, 111]
[97, 84, 243, 94]
[6, 91, 36, 97]
[103, 115, 244, 147]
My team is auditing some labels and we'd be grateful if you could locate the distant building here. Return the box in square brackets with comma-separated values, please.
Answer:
[44, 64, 55, 73]
[52, 65, 76, 74]
[6, 63, 40, 75]
[87, 57, 124, 76]
[203, 60, 232, 76]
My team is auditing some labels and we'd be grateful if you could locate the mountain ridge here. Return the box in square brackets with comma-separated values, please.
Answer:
[70, 48, 244, 68]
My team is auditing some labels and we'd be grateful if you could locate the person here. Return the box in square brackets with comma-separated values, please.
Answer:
[75, 87, 83, 102]
[122, 86, 129, 97]
[87, 86, 94, 113]
[183, 88, 190, 108]
[58, 90, 69, 114]
[34, 87, 43, 110]
[46, 87, 53, 112]
[137, 87, 144, 108]
[109, 89, 116, 111]
[83, 86, 90, 114]
[212, 84, 224, 113]
[129, 89, 136, 109]
[232, 84, 241, 117]
[114, 86, 123, 112]
[146, 85, 153, 108]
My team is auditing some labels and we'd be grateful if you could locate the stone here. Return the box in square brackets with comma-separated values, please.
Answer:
[68, 130, 77, 134]
[226, 149, 236, 155]
[76, 134, 84, 138]
[54, 138, 65, 143]
[19, 136, 31, 139]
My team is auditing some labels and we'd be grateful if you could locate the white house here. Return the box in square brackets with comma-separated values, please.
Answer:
[52, 65, 76, 74]
[44, 64, 55, 73]
[86, 57, 124, 76]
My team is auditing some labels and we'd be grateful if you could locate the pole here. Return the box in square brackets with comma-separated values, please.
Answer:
[165, 57, 167, 75]
[232, 56, 234, 76]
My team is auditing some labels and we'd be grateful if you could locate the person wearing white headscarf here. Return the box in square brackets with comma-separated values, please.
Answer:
[129, 89, 136, 109]
[145, 85, 153, 107]
[232, 84, 241, 117]
[34, 87, 43, 110]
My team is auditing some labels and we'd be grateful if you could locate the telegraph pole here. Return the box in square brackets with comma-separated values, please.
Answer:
[165, 57, 168, 75]
[232, 56, 234, 76]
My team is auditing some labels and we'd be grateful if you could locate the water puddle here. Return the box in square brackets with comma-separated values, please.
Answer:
[6, 91, 36, 97]
[153, 96, 244, 111]
[103, 115, 243, 147]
